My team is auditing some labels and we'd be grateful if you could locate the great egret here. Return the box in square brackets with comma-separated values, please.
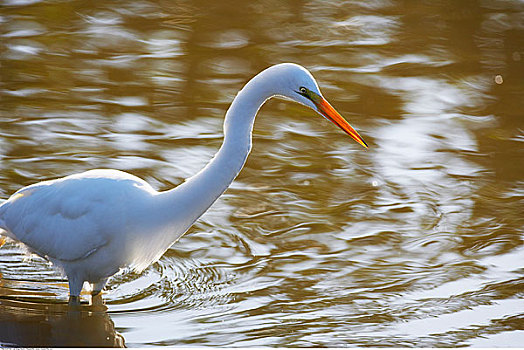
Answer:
[0, 63, 367, 302]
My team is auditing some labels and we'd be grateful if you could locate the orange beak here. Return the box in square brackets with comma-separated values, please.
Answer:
[315, 97, 368, 148]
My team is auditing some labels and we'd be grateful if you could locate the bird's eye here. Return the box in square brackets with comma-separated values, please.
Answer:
[299, 87, 307, 94]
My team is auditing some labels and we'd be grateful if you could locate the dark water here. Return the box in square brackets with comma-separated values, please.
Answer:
[1, 0, 523, 347]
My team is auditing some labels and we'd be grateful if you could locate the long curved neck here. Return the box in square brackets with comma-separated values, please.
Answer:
[157, 72, 274, 231]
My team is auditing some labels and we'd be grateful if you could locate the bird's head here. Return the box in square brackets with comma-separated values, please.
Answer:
[268, 63, 368, 149]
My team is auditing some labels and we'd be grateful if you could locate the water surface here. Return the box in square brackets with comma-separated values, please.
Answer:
[1, 0, 523, 347]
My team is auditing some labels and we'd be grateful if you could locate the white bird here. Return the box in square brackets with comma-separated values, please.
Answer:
[0, 63, 367, 302]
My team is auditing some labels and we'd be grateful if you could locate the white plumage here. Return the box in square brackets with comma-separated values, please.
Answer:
[0, 63, 367, 301]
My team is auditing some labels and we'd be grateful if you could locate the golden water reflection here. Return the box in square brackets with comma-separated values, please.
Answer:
[1, 0, 523, 347]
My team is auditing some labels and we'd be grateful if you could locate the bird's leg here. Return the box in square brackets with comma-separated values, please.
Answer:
[67, 275, 84, 304]
[90, 278, 108, 307]
[91, 278, 108, 297]
[90, 292, 106, 307]
[68, 295, 81, 305]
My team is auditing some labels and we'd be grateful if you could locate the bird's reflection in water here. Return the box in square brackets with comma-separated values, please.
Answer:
[0, 296, 125, 347]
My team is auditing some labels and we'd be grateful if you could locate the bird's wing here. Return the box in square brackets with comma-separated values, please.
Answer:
[0, 170, 153, 262]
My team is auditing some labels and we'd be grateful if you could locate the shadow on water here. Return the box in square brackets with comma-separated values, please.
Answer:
[0, 241, 125, 347]
[0, 297, 124, 347]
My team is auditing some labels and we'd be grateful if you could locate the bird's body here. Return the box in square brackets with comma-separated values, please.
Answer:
[0, 63, 367, 301]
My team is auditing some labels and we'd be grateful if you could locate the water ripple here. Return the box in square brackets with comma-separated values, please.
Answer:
[1, 0, 523, 347]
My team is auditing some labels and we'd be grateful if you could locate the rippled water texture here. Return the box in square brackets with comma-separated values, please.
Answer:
[1, 0, 523, 347]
